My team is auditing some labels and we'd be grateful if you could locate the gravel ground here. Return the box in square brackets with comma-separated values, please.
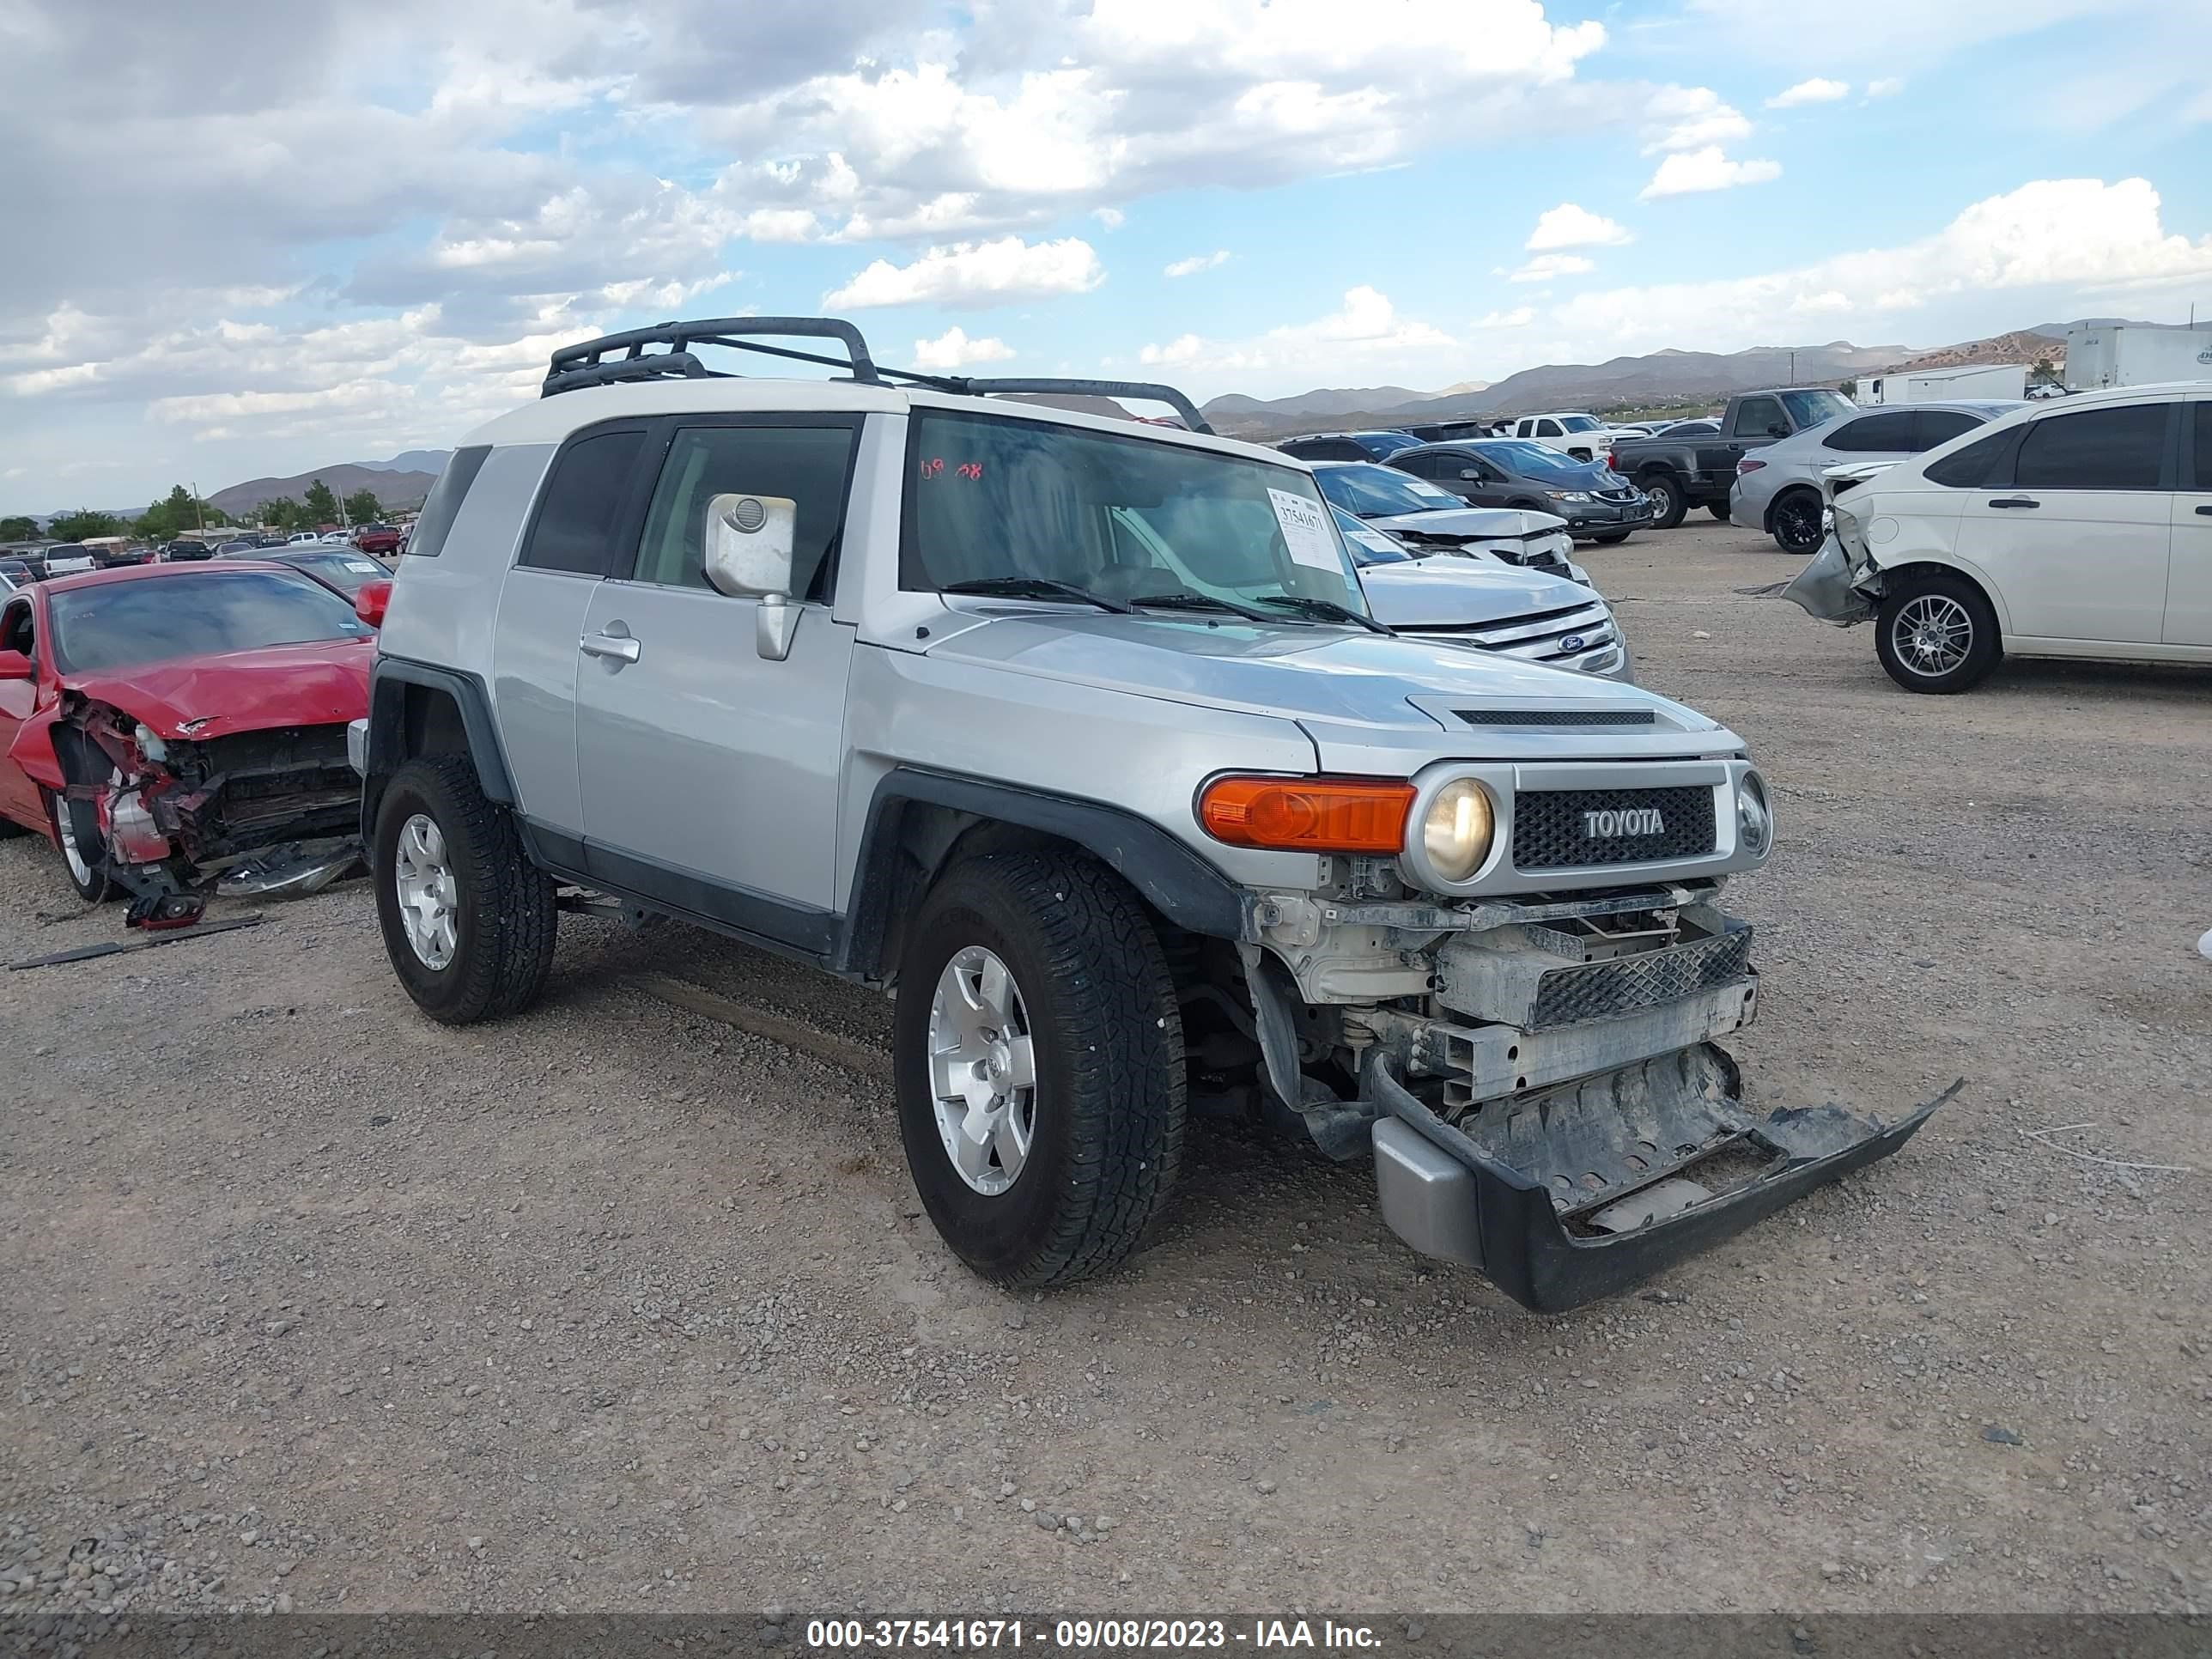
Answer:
[2, 517, 2208, 1619]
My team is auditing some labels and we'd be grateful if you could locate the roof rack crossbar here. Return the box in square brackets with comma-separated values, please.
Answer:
[544, 317, 881, 398]
[901, 376, 1214, 435]
[539, 317, 1213, 433]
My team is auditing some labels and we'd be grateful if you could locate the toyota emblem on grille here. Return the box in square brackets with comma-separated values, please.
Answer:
[1582, 806, 1665, 838]
[1559, 633, 1587, 653]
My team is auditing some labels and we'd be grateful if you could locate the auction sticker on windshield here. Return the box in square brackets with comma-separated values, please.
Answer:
[1267, 488, 1341, 573]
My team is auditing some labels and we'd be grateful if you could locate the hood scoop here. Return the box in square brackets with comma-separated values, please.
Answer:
[1453, 708, 1656, 728]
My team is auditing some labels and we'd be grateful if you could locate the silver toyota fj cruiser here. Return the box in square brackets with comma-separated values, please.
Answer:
[352, 317, 1941, 1311]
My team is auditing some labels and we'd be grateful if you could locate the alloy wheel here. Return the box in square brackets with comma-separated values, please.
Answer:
[926, 945, 1038, 1196]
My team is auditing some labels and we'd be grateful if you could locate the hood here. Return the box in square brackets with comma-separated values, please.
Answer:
[1358, 558, 1601, 630]
[922, 611, 1714, 749]
[1362, 506, 1567, 542]
[60, 637, 375, 739]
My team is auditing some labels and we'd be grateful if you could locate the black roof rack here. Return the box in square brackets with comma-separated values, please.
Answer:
[540, 315, 1213, 434]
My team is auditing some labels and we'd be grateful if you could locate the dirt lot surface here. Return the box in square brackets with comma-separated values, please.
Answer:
[3, 517, 2209, 1620]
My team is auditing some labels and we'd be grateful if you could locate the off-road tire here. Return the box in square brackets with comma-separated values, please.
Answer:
[1641, 471, 1686, 529]
[374, 756, 557, 1024]
[1769, 487, 1824, 554]
[42, 787, 113, 902]
[895, 851, 1186, 1289]
[1875, 573, 2002, 694]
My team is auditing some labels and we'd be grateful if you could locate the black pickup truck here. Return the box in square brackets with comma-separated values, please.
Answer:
[1609, 387, 1854, 528]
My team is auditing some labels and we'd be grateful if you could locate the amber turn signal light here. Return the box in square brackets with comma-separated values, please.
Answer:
[1197, 775, 1416, 854]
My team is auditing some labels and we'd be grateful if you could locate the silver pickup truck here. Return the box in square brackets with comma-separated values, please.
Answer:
[349, 316, 1939, 1312]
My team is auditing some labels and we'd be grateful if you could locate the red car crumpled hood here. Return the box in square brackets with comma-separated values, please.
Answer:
[61, 638, 374, 739]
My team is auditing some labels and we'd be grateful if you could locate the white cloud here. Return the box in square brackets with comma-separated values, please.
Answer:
[1504, 253, 1595, 283]
[1641, 147, 1783, 199]
[1865, 76, 1905, 98]
[1474, 307, 1537, 328]
[822, 235, 1105, 309]
[1640, 85, 1753, 154]
[911, 325, 1016, 370]
[1164, 250, 1231, 277]
[1553, 178, 2212, 357]
[1766, 77, 1850, 108]
[1091, 207, 1127, 228]
[1526, 204, 1632, 251]
[1136, 285, 1453, 393]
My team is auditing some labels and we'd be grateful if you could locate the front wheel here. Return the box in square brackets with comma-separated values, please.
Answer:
[1709, 502, 1731, 522]
[43, 788, 113, 902]
[373, 756, 558, 1023]
[1875, 575, 2001, 693]
[1769, 489, 1824, 554]
[895, 851, 1186, 1289]
[1641, 473, 1686, 529]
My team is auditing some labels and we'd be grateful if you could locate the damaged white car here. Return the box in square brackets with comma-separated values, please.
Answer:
[1783, 385, 2212, 692]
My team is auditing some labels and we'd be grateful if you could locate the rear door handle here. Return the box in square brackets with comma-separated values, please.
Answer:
[580, 631, 641, 663]
[1988, 496, 2040, 509]
[2197, 504, 2212, 516]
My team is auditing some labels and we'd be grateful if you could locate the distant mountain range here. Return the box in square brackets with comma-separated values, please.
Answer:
[1194, 319, 2158, 441]
[209, 460, 444, 519]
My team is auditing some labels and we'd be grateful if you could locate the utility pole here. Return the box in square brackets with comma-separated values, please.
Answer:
[1789, 349, 1796, 382]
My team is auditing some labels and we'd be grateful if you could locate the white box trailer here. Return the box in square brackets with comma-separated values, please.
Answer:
[1853, 362, 2027, 404]
[2063, 324, 2212, 391]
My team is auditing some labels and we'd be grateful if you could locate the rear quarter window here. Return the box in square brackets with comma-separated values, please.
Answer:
[402, 446, 490, 559]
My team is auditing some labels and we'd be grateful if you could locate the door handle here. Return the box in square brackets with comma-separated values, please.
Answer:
[580, 631, 641, 663]
[2197, 504, 2212, 516]
[1988, 496, 2039, 509]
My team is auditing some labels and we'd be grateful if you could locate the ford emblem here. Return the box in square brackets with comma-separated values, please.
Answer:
[1559, 634, 1587, 653]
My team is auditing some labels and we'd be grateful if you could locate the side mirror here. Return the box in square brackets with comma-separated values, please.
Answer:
[355, 579, 392, 628]
[702, 493, 800, 661]
[0, 648, 31, 682]
[1767, 423, 1790, 439]
[1459, 468, 1483, 482]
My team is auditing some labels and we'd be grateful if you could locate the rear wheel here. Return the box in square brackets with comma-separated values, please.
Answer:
[43, 788, 113, 902]
[1875, 574, 2001, 693]
[1641, 472, 1686, 529]
[374, 756, 557, 1023]
[1769, 488, 1824, 554]
[894, 851, 1186, 1289]
[1709, 501, 1731, 522]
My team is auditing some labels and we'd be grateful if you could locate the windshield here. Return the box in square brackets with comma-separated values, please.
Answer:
[1358, 432, 1421, 458]
[904, 409, 1368, 617]
[1780, 390, 1853, 426]
[48, 569, 373, 673]
[1474, 441, 1593, 482]
[1329, 505, 1413, 566]
[1312, 462, 1462, 519]
[1556, 415, 1602, 434]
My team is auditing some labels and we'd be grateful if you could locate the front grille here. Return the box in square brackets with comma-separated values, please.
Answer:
[1399, 599, 1614, 666]
[1528, 928, 1753, 1028]
[1512, 785, 1716, 870]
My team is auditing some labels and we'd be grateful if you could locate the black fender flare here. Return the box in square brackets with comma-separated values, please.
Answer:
[362, 659, 517, 837]
[838, 767, 1252, 978]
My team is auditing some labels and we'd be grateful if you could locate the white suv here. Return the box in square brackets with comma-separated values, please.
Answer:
[1784, 383, 2211, 691]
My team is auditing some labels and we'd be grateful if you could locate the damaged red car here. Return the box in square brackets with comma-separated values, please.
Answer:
[0, 562, 377, 921]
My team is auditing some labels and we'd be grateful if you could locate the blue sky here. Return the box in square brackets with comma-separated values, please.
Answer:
[3, 0, 2209, 514]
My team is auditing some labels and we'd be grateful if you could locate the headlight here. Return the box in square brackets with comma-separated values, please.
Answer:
[1736, 772, 1772, 855]
[1419, 779, 1495, 883]
[1548, 490, 1592, 503]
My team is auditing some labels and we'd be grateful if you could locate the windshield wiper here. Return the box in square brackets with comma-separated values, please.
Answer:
[1249, 594, 1393, 635]
[1129, 590, 1279, 625]
[939, 576, 1133, 614]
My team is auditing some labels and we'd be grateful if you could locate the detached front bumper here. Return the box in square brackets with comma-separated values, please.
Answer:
[1370, 1054, 1949, 1311]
